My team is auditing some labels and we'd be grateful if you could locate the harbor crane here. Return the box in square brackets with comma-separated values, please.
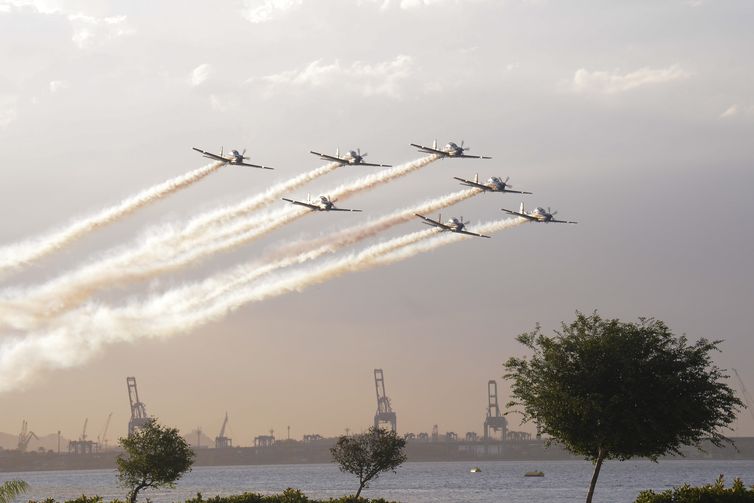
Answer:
[484, 380, 508, 440]
[373, 368, 397, 432]
[215, 412, 232, 449]
[17, 420, 38, 452]
[69, 418, 96, 454]
[127, 376, 150, 435]
[732, 368, 754, 422]
[98, 412, 113, 451]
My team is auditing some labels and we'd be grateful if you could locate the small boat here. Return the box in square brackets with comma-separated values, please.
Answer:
[524, 470, 544, 477]
[470, 467, 482, 473]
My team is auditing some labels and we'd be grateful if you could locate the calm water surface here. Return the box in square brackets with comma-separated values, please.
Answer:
[3, 460, 753, 503]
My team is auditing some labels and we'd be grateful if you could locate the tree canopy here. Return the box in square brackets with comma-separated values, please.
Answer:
[504, 311, 742, 503]
[330, 427, 407, 498]
[0, 480, 29, 503]
[117, 418, 195, 503]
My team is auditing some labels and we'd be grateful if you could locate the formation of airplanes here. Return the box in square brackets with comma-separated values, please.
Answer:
[415, 213, 491, 238]
[454, 174, 532, 194]
[282, 195, 362, 212]
[192, 140, 577, 234]
[501, 203, 578, 224]
[310, 148, 392, 167]
[192, 147, 274, 170]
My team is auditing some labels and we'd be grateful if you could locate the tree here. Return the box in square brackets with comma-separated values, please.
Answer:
[330, 427, 407, 498]
[504, 311, 743, 503]
[0, 480, 29, 503]
[117, 418, 195, 503]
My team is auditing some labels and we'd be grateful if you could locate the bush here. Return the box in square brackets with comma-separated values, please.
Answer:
[635, 476, 754, 502]
[29, 491, 397, 503]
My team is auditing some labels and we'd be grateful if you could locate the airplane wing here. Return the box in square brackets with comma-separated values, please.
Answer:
[453, 176, 490, 190]
[282, 198, 320, 211]
[453, 229, 491, 239]
[237, 161, 274, 170]
[357, 161, 393, 167]
[550, 218, 578, 224]
[415, 213, 452, 231]
[329, 207, 363, 212]
[410, 143, 447, 155]
[501, 208, 538, 221]
[310, 151, 346, 164]
[192, 147, 227, 162]
[457, 153, 493, 159]
[503, 189, 533, 195]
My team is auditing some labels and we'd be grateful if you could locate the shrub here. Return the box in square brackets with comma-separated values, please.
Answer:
[635, 476, 754, 502]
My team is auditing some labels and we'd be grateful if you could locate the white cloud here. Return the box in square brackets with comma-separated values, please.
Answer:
[0, 95, 19, 129]
[363, 0, 489, 9]
[252, 55, 414, 98]
[189, 64, 212, 87]
[241, 0, 302, 23]
[719, 105, 738, 119]
[48, 80, 68, 93]
[571, 64, 691, 95]
[1, 2, 133, 48]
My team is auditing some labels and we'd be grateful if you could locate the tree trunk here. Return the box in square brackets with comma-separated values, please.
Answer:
[586, 448, 606, 503]
[355, 481, 365, 498]
[129, 483, 147, 503]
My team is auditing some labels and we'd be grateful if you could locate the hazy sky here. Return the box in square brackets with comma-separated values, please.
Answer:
[1, 0, 753, 446]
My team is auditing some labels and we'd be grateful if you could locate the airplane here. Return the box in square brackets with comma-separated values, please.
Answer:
[453, 174, 532, 194]
[501, 202, 578, 224]
[309, 147, 392, 167]
[415, 213, 491, 238]
[192, 146, 274, 170]
[409, 139, 492, 159]
[281, 195, 362, 212]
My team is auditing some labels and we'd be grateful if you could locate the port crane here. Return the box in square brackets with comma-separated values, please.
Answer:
[373, 369, 397, 432]
[732, 368, 754, 422]
[215, 412, 232, 449]
[127, 376, 150, 435]
[98, 412, 113, 451]
[17, 420, 38, 452]
[484, 380, 508, 440]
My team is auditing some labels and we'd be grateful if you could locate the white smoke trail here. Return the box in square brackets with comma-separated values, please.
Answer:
[0, 163, 342, 328]
[0, 157, 439, 329]
[0, 217, 525, 391]
[0, 161, 225, 277]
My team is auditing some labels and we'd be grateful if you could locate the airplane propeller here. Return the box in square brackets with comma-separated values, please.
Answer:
[241, 148, 248, 159]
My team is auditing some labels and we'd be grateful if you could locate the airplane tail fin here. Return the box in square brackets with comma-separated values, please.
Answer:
[336, 147, 339, 158]
[432, 139, 437, 150]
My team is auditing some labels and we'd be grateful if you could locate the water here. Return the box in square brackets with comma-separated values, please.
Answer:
[2, 460, 753, 503]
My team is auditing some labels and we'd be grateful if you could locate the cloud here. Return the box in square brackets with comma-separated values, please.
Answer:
[251, 55, 414, 98]
[570, 64, 691, 95]
[48, 80, 68, 93]
[189, 64, 212, 87]
[363, 0, 488, 9]
[719, 105, 738, 119]
[0, 95, 18, 129]
[1, 1, 133, 49]
[241, 0, 303, 23]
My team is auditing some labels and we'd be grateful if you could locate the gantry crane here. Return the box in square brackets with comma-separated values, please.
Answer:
[127, 377, 150, 435]
[373, 369, 397, 432]
[732, 368, 754, 422]
[98, 412, 113, 451]
[215, 412, 232, 449]
[484, 380, 508, 440]
[17, 420, 38, 452]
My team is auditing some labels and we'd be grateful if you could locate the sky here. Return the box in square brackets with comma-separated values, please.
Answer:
[0, 0, 753, 446]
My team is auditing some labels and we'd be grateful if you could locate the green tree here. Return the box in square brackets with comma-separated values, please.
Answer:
[0, 480, 29, 503]
[330, 427, 407, 498]
[117, 418, 195, 503]
[504, 311, 742, 503]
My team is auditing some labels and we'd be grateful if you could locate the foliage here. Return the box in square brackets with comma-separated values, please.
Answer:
[184, 489, 396, 503]
[635, 475, 754, 502]
[504, 311, 743, 503]
[116, 418, 195, 503]
[28, 491, 396, 503]
[330, 427, 407, 498]
[0, 480, 29, 503]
